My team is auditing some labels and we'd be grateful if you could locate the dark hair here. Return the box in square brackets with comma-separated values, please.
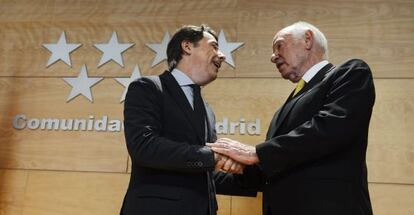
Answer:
[167, 24, 218, 70]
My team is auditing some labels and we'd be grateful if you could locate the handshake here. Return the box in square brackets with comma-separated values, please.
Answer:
[207, 138, 260, 174]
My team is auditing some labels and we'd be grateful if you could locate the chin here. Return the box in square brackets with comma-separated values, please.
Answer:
[205, 75, 217, 85]
[209, 70, 218, 79]
[207, 77, 217, 85]
[280, 72, 290, 80]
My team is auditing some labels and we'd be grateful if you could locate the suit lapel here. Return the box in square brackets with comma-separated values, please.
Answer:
[160, 71, 205, 143]
[270, 63, 335, 137]
[298, 63, 335, 96]
[265, 97, 289, 140]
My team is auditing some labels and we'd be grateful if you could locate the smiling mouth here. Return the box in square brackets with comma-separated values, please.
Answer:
[213, 61, 221, 69]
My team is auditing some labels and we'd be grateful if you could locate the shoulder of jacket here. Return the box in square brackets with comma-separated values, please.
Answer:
[142, 76, 163, 92]
[326, 58, 373, 86]
[131, 76, 163, 92]
[338, 58, 370, 70]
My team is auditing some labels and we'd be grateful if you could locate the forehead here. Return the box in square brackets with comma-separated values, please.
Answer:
[273, 30, 292, 45]
[273, 25, 296, 42]
[202, 32, 217, 43]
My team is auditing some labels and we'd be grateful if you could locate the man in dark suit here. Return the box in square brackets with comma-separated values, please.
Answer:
[208, 21, 375, 215]
[120, 25, 246, 215]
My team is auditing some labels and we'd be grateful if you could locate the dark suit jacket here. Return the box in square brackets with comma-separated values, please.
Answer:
[241, 59, 375, 215]
[120, 71, 218, 215]
[120, 71, 254, 215]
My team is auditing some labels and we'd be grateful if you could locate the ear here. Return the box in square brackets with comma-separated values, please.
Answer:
[181, 40, 193, 55]
[304, 30, 313, 50]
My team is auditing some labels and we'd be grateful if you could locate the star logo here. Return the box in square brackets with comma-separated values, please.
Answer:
[146, 32, 170, 67]
[218, 30, 244, 68]
[94, 32, 134, 68]
[115, 65, 142, 103]
[42, 28, 245, 103]
[43, 31, 82, 67]
[63, 64, 104, 102]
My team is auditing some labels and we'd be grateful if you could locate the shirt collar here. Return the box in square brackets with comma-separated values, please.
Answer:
[171, 68, 194, 86]
[302, 60, 329, 83]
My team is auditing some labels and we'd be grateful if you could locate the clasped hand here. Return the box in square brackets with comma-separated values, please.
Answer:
[213, 152, 244, 174]
[209, 138, 260, 174]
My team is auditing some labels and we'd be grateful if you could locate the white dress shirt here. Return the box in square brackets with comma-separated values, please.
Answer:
[171, 68, 196, 109]
[302, 60, 329, 83]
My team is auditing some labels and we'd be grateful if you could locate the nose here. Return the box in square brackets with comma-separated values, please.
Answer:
[218, 50, 226, 62]
[270, 52, 278, 63]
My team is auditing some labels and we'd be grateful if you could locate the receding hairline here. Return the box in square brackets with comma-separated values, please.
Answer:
[273, 21, 329, 59]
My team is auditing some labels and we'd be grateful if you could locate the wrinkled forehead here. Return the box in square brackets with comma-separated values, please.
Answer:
[273, 28, 292, 44]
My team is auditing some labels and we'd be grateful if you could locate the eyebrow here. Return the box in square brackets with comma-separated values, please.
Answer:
[273, 40, 282, 48]
[274, 38, 284, 44]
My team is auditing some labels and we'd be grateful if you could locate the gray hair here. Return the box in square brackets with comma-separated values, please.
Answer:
[284, 21, 329, 60]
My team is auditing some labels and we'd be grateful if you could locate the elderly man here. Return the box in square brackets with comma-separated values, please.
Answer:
[209, 21, 375, 215]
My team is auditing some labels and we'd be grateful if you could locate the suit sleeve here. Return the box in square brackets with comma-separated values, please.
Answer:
[124, 78, 215, 172]
[213, 169, 259, 196]
[256, 59, 376, 177]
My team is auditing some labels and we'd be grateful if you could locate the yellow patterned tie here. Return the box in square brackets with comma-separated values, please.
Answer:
[293, 79, 305, 96]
